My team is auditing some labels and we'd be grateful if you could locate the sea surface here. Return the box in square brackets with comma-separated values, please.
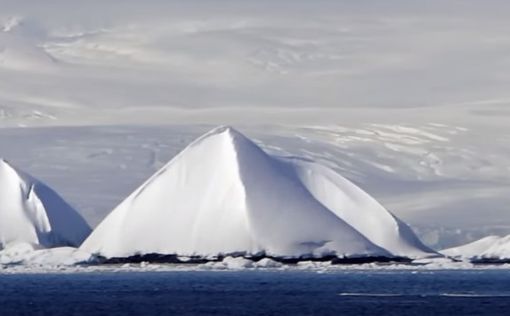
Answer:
[0, 269, 509, 315]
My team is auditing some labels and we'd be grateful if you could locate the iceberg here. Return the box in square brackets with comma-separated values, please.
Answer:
[0, 159, 91, 250]
[479, 235, 510, 260]
[441, 235, 501, 260]
[81, 126, 434, 260]
[442, 235, 510, 262]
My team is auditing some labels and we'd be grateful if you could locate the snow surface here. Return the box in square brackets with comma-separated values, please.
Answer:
[0, 159, 91, 249]
[0, 242, 91, 266]
[81, 126, 434, 259]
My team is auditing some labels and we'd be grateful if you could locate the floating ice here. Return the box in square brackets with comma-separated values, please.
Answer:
[81, 126, 435, 260]
[0, 159, 91, 250]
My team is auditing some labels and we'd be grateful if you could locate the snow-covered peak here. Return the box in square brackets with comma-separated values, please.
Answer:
[188, 125, 257, 153]
[82, 126, 435, 260]
[0, 158, 34, 195]
[0, 159, 91, 250]
[0, 158, 17, 178]
[200, 125, 239, 137]
[0, 157, 13, 168]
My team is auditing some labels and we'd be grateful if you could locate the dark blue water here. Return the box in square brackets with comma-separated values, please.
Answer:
[1, 270, 509, 315]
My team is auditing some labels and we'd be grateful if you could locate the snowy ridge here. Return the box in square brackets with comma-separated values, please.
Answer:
[81, 126, 435, 260]
[0, 159, 91, 249]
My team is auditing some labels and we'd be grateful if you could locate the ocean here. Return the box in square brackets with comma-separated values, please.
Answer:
[0, 269, 509, 315]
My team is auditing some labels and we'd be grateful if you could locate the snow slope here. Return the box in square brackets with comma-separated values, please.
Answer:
[479, 235, 510, 260]
[442, 234, 510, 261]
[0, 159, 91, 249]
[441, 235, 501, 260]
[81, 126, 434, 259]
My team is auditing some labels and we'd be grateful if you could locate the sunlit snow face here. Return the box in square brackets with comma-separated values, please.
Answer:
[0, 0, 510, 125]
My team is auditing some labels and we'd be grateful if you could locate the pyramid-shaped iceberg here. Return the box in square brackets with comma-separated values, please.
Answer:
[81, 126, 434, 259]
[0, 159, 91, 249]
